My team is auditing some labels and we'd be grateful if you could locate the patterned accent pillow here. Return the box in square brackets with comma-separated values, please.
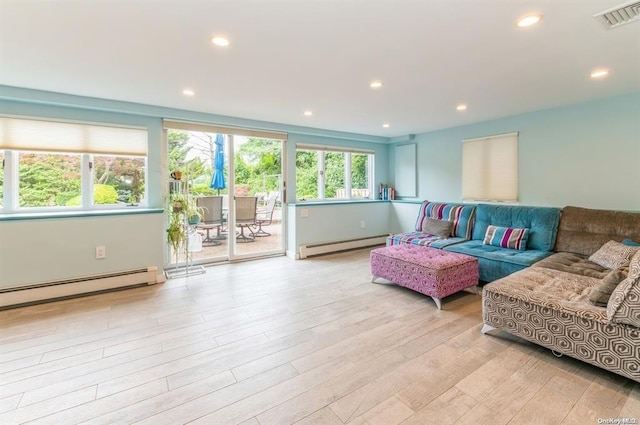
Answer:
[629, 249, 640, 280]
[607, 250, 640, 327]
[414, 202, 476, 240]
[589, 240, 639, 270]
[588, 268, 627, 307]
[483, 225, 530, 251]
[422, 218, 454, 238]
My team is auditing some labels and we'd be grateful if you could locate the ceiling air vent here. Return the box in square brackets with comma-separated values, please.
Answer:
[594, 1, 640, 29]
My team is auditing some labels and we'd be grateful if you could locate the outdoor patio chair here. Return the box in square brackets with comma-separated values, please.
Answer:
[253, 192, 278, 237]
[235, 196, 257, 242]
[196, 196, 224, 245]
[254, 192, 267, 207]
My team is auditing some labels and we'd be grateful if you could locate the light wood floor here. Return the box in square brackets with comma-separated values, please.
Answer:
[1, 249, 638, 425]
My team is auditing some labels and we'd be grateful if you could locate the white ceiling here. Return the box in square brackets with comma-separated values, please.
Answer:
[1, 0, 639, 138]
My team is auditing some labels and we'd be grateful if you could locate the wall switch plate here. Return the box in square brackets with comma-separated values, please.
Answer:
[301, 209, 309, 218]
[96, 246, 106, 259]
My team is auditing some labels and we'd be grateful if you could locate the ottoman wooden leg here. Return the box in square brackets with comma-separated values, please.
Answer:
[431, 297, 442, 310]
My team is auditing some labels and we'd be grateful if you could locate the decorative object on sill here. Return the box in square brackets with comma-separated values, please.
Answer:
[170, 170, 182, 180]
[378, 183, 395, 200]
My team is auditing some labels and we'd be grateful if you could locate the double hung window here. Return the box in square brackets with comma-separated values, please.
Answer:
[0, 116, 148, 212]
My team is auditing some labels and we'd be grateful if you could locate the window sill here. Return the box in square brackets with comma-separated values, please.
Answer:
[0, 208, 164, 222]
[289, 200, 388, 207]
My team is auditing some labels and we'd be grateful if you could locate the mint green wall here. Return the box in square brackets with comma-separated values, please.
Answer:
[391, 93, 640, 211]
[2, 85, 637, 290]
[0, 86, 390, 288]
[389, 93, 640, 211]
[287, 202, 391, 258]
[0, 213, 164, 289]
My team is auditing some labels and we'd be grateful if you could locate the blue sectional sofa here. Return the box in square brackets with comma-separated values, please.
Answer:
[444, 203, 561, 282]
[388, 201, 561, 282]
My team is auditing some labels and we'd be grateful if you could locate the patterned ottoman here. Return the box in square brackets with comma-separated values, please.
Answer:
[370, 244, 479, 309]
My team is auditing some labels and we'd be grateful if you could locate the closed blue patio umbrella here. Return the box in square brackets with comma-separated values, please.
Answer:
[210, 133, 226, 194]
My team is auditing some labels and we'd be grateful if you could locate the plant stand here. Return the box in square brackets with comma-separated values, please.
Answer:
[165, 180, 206, 279]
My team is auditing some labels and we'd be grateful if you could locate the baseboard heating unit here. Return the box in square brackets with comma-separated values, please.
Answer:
[0, 267, 158, 309]
[299, 235, 387, 259]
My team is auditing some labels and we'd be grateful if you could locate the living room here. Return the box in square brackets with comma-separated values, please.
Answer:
[1, 1, 639, 423]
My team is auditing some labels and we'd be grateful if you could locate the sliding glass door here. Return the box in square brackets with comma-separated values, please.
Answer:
[231, 134, 284, 258]
[165, 122, 285, 266]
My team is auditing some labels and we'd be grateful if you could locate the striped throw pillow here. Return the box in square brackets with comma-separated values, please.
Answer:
[483, 225, 530, 251]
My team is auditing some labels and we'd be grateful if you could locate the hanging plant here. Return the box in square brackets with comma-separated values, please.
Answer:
[167, 216, 186, 252]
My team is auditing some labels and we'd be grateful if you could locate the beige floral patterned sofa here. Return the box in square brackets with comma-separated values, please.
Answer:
[482, 206, 640, 382]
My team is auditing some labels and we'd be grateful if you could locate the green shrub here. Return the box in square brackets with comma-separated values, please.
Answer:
[65, 195, 81, 206]
[65, 184, 118, 206]
[94, 184, 118, 204]
[56, 191, 79, 206]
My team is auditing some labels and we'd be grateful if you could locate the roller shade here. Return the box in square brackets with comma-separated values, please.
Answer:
[163, 119, 286, 140]
[296, 143, 374, 155]
[0, 116, 148, 156]
[462, 132, 518, 202]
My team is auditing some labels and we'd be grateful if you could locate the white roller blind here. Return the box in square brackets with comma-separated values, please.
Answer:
[0, 116, 148, 155]
[296, 143, 374, 155]
[462, 132, 518, 201]
[163, 119, 286, 140]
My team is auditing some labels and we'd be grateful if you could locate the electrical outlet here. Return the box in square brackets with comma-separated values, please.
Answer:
[96, 245, 106, 259]
[361, 220, 366, 229]
[301, 208, 309, 218]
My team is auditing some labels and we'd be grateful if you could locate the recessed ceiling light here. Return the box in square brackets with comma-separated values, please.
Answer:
[590, 69, 609, 79]
[456, 104, 467, 111]
[370, 81, 383, 89]
[517, 14, 542, 27]
[182, 89, 195, 96]
[211, 36, 230, 47]
[303, 110, 313, 116]
[382, 123, 390, 128]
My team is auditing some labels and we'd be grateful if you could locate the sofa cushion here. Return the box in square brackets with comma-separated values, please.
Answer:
[445, 240, 552, 267]
[533, 252, 611, 279]
[607, 251, 640, 327]
[554, 206, 640, 257]
[484, 267, 607, 322]
[422, 218, 454, 238]
[588, 240, 639, 270]
[623, 239, 640, 247]
[588, 268, 628, 307]
[483, 225, 529, 251]
[471, 204, 561, 252]
[387, 232, 466, 249]
[415, 202, 476, 240]
[631, 250, 640, 280]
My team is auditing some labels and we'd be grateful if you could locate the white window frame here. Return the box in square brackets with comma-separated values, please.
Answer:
[0, 116, 149, 213]
[295, 144, 374, 202]
[1, 151, 148, 213]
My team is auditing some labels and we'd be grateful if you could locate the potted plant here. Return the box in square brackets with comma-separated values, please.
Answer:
[170, 191, 187, 213]
[167, 214, 186, 253]
[185, 197, 205, 225]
